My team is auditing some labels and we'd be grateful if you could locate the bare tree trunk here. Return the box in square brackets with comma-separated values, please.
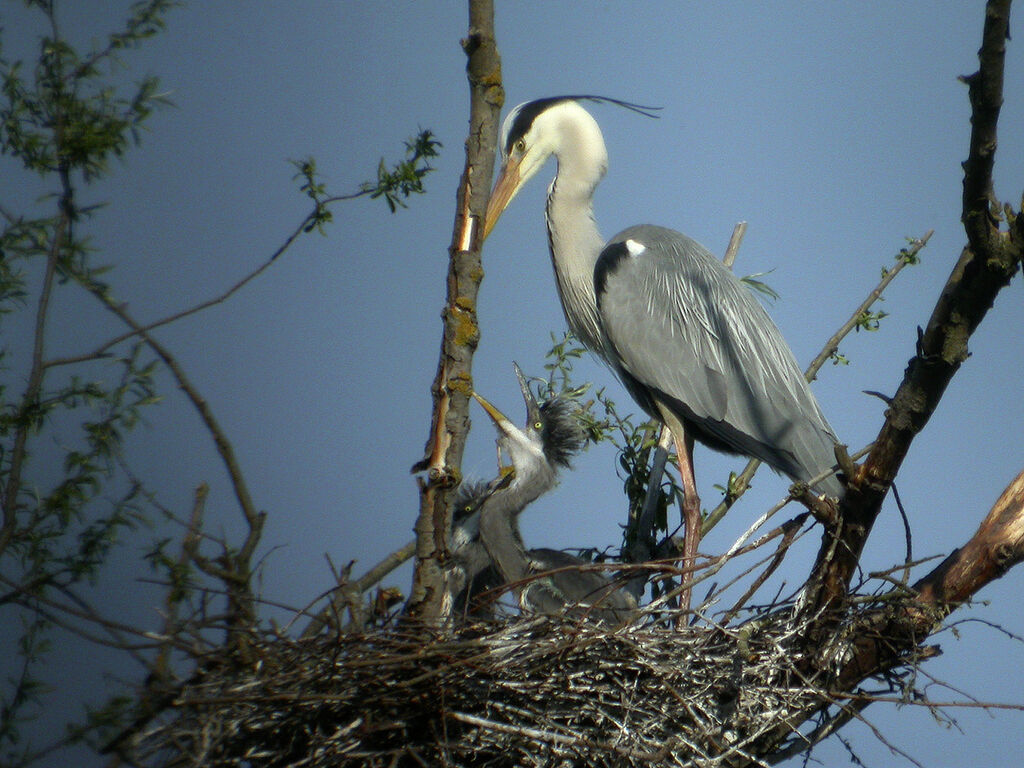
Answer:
[407, 0, 503, 620]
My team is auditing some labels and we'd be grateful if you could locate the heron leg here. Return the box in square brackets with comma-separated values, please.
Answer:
[672, 429, 701, 614]
[653, 403, 702, 615]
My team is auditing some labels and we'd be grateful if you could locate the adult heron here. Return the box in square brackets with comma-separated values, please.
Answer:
[453, 365, 636, 620]
[482, 96, 842, 602]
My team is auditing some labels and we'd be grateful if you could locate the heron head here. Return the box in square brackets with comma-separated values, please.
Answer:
[472, 363, 586, 476]
[471, 385, 545, 482]
[483, 98, 604, 239]
[483, 96, 657, 241]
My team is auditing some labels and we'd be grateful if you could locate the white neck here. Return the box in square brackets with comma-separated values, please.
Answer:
[541, 106, 610, 359]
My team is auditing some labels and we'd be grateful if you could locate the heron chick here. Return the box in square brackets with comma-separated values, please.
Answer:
[455, 364, 636, 621]
[483, 96, 843, 606]
[449, 363, 582, 617]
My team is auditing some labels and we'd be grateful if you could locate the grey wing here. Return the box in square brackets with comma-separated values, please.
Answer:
[595, 224, 841, 495]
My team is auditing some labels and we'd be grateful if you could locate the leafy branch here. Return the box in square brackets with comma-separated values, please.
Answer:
[362, 130, 442, 212]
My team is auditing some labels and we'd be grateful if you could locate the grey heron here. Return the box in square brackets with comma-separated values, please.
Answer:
[454, 365, 636, 620]
[482, 96, 843, 604]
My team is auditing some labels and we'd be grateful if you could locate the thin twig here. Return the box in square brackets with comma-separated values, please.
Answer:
[0, 183, 69, 552]
[43, 192, 367, 371]
[76, 281, 265, 637]
[806, 230, 933, 378]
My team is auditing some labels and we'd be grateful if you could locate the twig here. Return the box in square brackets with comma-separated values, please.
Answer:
[0, 574, 186, 653]
[805, 231, 932, 378]
[43, 191, 366, 371]
[448, 710, 581, 747]
[66, 0, 176, 83]
[78, 282, 265, 639]
[842, 692, 1024, 712]
[891, 483, 913, 585]
[722, 220, 748, 269]
[0, 182, 69, 553]
[721, 514, 808, 624]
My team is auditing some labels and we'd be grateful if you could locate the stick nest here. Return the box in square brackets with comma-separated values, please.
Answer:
[124, 607, 884, 768]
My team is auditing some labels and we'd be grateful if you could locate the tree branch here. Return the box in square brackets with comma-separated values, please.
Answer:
[0, 174, 69, 554]
[961, 0, 1010, 250]
[83, 285, 265, 643]
[406, 0, 503, 620]
[805, 231, 932, 378]
[802, 0, 1022, 621]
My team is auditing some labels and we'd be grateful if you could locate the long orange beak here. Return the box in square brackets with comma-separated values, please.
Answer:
[482, 155, 523, 241]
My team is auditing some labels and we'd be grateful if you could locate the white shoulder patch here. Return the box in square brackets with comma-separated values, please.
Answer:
[624, 238, 646, 257]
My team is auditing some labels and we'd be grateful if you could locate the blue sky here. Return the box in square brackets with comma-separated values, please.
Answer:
[2, 2, 1023, 766]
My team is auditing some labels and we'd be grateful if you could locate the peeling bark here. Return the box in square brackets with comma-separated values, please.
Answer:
[407, 0, 503, 620]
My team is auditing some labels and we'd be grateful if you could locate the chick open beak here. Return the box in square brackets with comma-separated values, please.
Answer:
[471, 390, 514, 435]
[472, 390, 518, 476]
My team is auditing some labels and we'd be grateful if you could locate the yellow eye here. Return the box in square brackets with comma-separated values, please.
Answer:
[534, 421, 543, 431]
[514, 138, 526, 154]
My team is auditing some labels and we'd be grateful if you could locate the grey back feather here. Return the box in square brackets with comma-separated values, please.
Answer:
[596, 224, 842, 496]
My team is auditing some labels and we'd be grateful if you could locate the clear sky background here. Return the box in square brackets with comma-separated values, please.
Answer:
[2, 2, 1023, 766]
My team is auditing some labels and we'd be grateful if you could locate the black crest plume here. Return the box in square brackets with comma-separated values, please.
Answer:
[504, 95, 661, 154]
